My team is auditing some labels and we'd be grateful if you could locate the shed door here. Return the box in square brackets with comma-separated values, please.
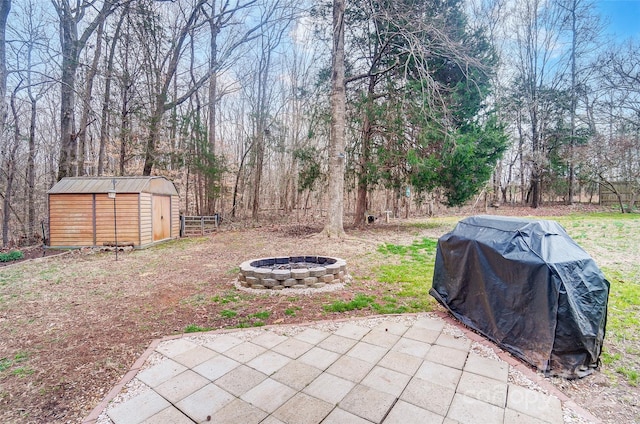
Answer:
[152, 195, 171, 241]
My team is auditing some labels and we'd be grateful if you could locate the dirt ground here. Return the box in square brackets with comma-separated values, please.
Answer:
[0, 205, 637, 423]
[0, 245, 65, 267]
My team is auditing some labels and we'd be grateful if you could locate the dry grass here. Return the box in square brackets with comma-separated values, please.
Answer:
[0, 208, 638, 423]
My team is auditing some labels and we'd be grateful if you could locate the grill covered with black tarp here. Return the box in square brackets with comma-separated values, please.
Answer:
[430, 215, 609, 378]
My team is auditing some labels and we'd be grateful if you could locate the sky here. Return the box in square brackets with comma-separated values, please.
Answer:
[595, 0, 640, 39]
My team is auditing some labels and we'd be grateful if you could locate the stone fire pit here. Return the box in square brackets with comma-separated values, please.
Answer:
[238, 256, 347, 290]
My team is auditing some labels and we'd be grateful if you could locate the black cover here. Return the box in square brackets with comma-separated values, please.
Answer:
[430, 215, 609, 378]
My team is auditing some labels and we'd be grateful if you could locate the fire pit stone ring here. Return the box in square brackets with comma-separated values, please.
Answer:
[238, 255, 347, 290]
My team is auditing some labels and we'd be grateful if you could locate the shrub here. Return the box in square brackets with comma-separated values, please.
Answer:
[0, 251, 24, 263]
[183, 324, 212, 333]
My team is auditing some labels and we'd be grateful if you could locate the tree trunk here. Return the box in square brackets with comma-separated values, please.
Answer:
[120, 82, 130, 176]
[251, 29, 277, 220]
[354, 75, 376, 227]
[252, 131, 265, 219]
[207, 10, 220, 213]
[322, 0, 346, 238]
[57, 28, 78, 180]
[2, 147, 15, 245]
[4, 88, 19, 246]
[567, 0, 577, 205]
[232, 145, 252, 219]
[143, 103, 162, 176]
[142, 1, 208, 176]
[98, 8, 126, 176]
[628, 192, 637, 212]
[54, 0, 113, 181]
[27, 89, 36, 241]
[530, 102, 540, 208]
[0, 0, 10, 244]
[208, 16, 218, 157]
[77, 20, 104, 176]
[119, 18, 132, 176]
[0, 0, 9, 141]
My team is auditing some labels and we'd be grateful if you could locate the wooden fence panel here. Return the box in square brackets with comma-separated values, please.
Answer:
[180, 215, 221, 236]
[600, 182, 633, 206]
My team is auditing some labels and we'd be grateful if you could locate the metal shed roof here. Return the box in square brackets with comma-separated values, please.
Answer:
[48, 176, 179, 196]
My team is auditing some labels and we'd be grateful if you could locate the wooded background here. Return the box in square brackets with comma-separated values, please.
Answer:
[0, 0, 638, 246]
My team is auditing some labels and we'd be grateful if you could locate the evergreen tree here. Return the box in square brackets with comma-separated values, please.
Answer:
[332, 0, 507, 222]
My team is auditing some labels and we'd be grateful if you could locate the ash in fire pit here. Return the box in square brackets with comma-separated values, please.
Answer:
[238, 256, 347, 290]
[273, 261, 321, 270]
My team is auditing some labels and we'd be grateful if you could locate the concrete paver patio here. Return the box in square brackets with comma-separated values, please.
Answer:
[85, 313, 599, 424]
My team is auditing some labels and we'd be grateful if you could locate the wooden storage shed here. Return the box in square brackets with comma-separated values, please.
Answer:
[47, 176, 180, 249]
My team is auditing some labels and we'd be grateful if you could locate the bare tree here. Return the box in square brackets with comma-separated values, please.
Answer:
[52, 0, 117, 180]
[557, 0, 603, 203]
[76, 20, 104, 176]
[600, 40, 640, 119]
[0, 0, 10, 244]
[578, 132, 640, 213]
[204, 0, 258, 156]
[141, 0, 207, 176]
[508, 0, 564, 207]
[249, 7, 291, 220]
[250, 34, 272, 220]
[3, 84, 20, 245]
[581, 40, 640, 212]
[0, 0, 8, 138]
[322, 0, 346, 237]
[280, 36, 323, 215]
[23, 4, 51, 241]
[3, 0, 55, 243]
[97, 6, 128, 176]
[141, 0, 276, 176]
